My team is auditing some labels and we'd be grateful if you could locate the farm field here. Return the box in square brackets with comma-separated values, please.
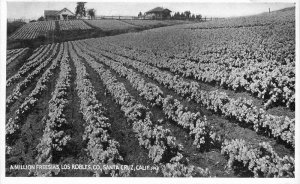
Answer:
[184, 6, 295, 29]
[5, 7, 295, 177]
[8, 21, 56, 40]
[6, 47, 29, 65]
[7, 19, 192, 50]
[120, 19, 188, 28]
[7, 19, 188, 42]
[58, 20, 93, 31]
[84, 19, 138, 31]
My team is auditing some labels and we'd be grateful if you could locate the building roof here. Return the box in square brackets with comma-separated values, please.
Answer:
[56, 8, 75, 15]
[44, 10, 59, 16]
[44, 8, 74, 16]
[146, 7, 171, 14]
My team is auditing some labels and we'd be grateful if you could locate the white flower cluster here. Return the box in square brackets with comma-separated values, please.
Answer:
[69, 42, 128, 177]
[6, 44, 59, 110]
[7, 44, 57, 87]
[6, 47, 29, 65]
[77, 39, 294, 177]
[78, 40, 213, 151]
[72, 41, 210, 177]
[6, 43, 63, 137]
[90, 42, 294, 147]
[35, 43, 71, 176]
[221, 139, 294, 177]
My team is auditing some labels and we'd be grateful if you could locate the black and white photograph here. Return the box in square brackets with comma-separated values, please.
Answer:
[0, 0, 299, 183]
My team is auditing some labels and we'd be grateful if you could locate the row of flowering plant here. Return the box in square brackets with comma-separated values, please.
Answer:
[72, 41, 210, 177]
[89, 42, 294, 147]
[7, 44, 56, 87]
[34, 43, 71, 176]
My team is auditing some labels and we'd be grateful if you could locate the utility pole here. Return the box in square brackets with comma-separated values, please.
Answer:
[269, 8, 270, 13]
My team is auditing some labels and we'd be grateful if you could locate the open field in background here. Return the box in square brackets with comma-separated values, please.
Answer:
[7, 19, 190, 49]
[5, 7, 295, 177]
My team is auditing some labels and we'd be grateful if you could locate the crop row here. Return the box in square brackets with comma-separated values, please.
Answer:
[122, 20, 187, 28]
[7, 44, 57, 87]
[75, 39, 294, 177]
[6, 47, 29, 65]
[98, 17, 295, 110]
[84, 19, 136, 31]
[71, 41, 210, 177]
[105, 42, 295, 110]
[8, 20, 92, 40]
[87, 40, 294, 147]
[6, 44, 59, 110]
[184, 8, 294, 29]
[6, 43, 63, 138]
[75, 41, 214, 150]
[68, 42, 130, 177]
[35, 43, 71, 176]
[9, 21, 55, 40]
[107, 18, 294, 73]
[221, 139, 294, 177]
[8, 19, 189, 41]
[7, 48, 21, 57]
[7, 47, 28, 58]
[59, 20, 92, 31]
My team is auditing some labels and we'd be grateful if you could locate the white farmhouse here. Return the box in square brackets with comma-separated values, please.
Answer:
[44, 8, 76, 21]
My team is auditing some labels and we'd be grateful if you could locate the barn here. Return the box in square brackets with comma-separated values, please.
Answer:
[44, 8, 76, 21]
[145, 7, 171, 20]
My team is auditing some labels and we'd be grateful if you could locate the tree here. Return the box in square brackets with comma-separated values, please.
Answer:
[171, 11, 200, 20]
[37, 16, 45, 21]
[191, 14, 195, 20]
[138, 12, 142, 18]
[196, 14, 202, 21]
[180, 12, 185, 19]
[87, 8, 96, 19]
[75, 2, 87, 18]
[173, 12, 180, 19]
[184, 11, 191, 19]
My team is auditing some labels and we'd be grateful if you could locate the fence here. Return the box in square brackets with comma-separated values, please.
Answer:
[95, 16, 224, 21]
[96, 16, 140, 20]
[7, 16, 226, 23]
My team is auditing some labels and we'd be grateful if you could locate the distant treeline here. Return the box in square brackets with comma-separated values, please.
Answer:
[171, 11, 203, 20]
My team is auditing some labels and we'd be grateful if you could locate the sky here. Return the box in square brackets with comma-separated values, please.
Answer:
[7, 1, 295, 20]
